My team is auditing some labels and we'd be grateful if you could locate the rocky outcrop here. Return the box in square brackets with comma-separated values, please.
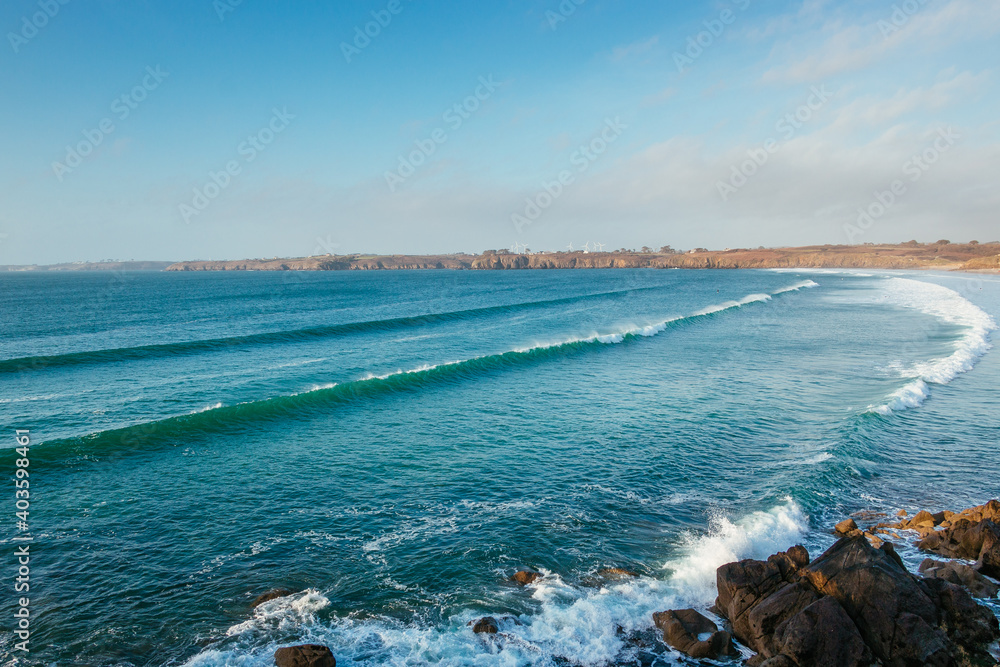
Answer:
[470, 616, 499, 634]
[873, 499, 1000, 581]
[163, 242, 1000, 272]
[651, 608, 737, 659]
[510, 569, 540, 586]
[250, 588, 294, 608]
[920, 559, 999, 599]
[715, 536, 999, 666]
[273, 644, 335, 667]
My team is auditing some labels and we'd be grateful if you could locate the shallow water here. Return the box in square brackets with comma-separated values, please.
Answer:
[1, 268, 997, 666]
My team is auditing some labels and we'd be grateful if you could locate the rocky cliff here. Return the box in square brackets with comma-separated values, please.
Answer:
[164, 242, 1000, 272]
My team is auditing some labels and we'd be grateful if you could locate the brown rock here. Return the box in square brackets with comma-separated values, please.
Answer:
[744, 582, 820, 656]
[911, 510, 937, 528]
[510, 569, 540, 586]
[835, 518, 858, 535]
[596, 567, 637, 579]
[757, 656, 796, 667]
[251, 588, 295, 608]
[772, 596, 868, 667]
[471, 616, 499, 634]
[798, 535, 953, 666]
[897, 509, 908, 518]
[715, 558, 785, 641]
[273, 644, 335, 667]
[920, 559, 1000, 599]
[977, 528, 1000, 579]
[767, 545, 810, 582]
[652, 609, 737, 660]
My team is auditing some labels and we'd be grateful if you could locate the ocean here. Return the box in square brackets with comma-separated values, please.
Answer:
[1, 268, 998, 666]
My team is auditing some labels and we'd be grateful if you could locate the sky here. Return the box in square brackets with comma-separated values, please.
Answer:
[1, 0, 998, 264]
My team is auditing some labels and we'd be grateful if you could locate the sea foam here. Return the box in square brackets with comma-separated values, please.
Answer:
[184, 500, 809, 667]
[867, 278, 996, 414]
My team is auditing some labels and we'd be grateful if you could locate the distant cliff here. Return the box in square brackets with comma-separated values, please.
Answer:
[165, 243, 1000, 273]
[1, 260, 175, 272]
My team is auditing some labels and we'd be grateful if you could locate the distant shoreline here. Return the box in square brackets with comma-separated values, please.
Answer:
[4, 243, 999, 273]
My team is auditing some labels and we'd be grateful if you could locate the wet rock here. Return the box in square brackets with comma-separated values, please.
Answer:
[911, 510, 937, 528]
[596, 567, 638, 579]
[835, 518, 858, 535]
[471, 616, 499, 634]
[771, 596, 868, 667]
[273, 644, 335, 667]
[510, 569, 540, 586]
[251, 588, 295, 608]
[920, 559, 999, 599]
[651, 608, 737, 660]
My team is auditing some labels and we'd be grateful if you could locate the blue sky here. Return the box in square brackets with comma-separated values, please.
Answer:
[1, 0, 998, 263]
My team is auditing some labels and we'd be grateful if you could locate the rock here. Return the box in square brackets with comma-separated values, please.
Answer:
[273, 644, 335, 667]
[771, 596, 868, 667]
[911, 510, 937, 528]
[510, 569, 540, 586]
[897, 509, 908, 517]
[251, 588, 294, 608]
[743, 582, 820, 657]
[923, 578, 1000, 652]
[715, 558, 785, 641]
[767, 545, 810, 582]
[651, 608, 736, 660]
[975, 527, 1000, 579]
[756, 656, 796, 667]
[798, 535, 953, 666]
[920, 558, 999, 599]
[471, 616, 499, 634]
[596, 567, 637, 579]
[835, 518, 858, 535]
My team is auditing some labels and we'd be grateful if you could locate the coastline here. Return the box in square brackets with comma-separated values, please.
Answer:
[162, 242, 1000, 273]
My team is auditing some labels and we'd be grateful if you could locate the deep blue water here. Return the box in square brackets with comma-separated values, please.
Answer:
[0, 268, 998, 666]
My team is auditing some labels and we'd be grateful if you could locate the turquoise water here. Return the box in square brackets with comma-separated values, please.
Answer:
[1, 269, 998, 666]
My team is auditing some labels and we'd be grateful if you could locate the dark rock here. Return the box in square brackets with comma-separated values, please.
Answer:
[976, 527, 1000, 579]
[835, 518, 858, 535]
[651, 608, 737, 660]
[924, 578, 1000, 651]
[510, 569, 540, 586]
[273, 644, 335, 667]
[771, 596, 868, 667]
[767, 545, 810, 582]
[744, 582, 820, 656]
[251, 588, 294, 608]
[715, 558, 785, 641]
[756, 656, 796, 667]
[798, 535, 953, 666]
[920, 558, 999, 599]
[471, 616, 499, 634]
